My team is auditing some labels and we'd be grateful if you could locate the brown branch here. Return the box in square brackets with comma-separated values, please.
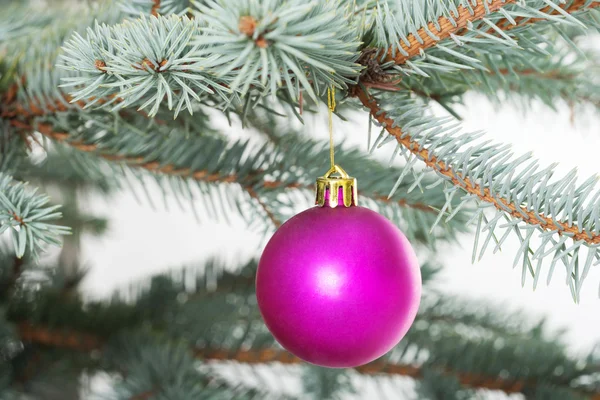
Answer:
[18, 323, 102, 352]
[0, 92, 119, 120]
[150, 0, 160, 17]
[34, 122, 435, 215]
[17, 324, 597, 397]
[355, 86, 600, 245]
[492, 0, 600, 34]
[0, 257, 25, 301]
[495, 68, 578, 80]
[384, 0, 599, 67]
[1, 84, 436, 216]
[196, 348, 530, 394]
[384, 0, 516, 65]
[11, 211, 23, 225]
[11, 257, 24, 281]
[130, 390, 156, 400]
[196, 348, 599, 398]
[247, 187, 282, 228]
[35, 123, 239, 183]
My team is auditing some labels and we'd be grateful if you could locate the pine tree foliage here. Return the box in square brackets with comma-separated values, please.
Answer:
[43, 0, 600, 297]
[1, 0, 600, 398]
[3, 258, 599, 399]
[60, 15, 235, 118]
[192, 0, 362, 101]
[32, 107, 469, 245]
[385, 5, 600, 114]
[0, 174, 69, 259]
[405, 47, 600, 116]
[359, 88, 600, 302]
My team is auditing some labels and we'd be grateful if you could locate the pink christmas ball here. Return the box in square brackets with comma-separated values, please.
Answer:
[256, 205, 421, 368]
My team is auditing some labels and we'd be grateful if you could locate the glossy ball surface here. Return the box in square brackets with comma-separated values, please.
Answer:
[256, 206, 421, 368]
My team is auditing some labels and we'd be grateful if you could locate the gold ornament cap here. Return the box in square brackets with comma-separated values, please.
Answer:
[315, 165, 358, 208]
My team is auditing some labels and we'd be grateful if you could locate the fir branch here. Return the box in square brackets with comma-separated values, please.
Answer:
[0, 1, 136, 125]
[16, 317, 285, 399]
[365, 0, 600, 95]
[59, 15, 234, 118]
[0, 80, 121, 122]
[103, 333, 272, 400]
[404, 51, 600, 114]
[196, 348, 533, 395]
[0, 174, 70, 259]
[383, 0, 516, 65]
[17, 323, 101, 352]
[59, 4, 363, 116]
[356, 87, 600, 246]
[0, 4, 56, 44]
[15, 324, 600, 398]
[355, 86, 600, 299]
[34, 120, 435, 214]
[2, 93, 82, 120]
[492, 0, 599, 33]
[192, 0, 362, 102]
[417, 293, 542, 339]
[0, 253, 25, 302]
[381, 0, 599, 67]
[485, 63, 599, 111]
[36, 123, 238, 184]
[29, 112, 457, 247]
[129, 391, 155, 400]
[9, 257, 24, 289]
[495, 68, 576, 80]
[246, 187, 282, 228]
[0, 120, 27, 176]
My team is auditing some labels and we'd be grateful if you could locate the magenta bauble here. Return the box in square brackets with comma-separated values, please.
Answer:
[256, 204, 421, 368]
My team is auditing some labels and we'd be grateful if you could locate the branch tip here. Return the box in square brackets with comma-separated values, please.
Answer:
[239, 16, 258, 36]
[94, 59, 107, 72]
[238, 15, 269, 48]
[136, 58, 167, 72]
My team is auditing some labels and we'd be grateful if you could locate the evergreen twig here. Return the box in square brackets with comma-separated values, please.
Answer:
[0, 84, 438, 217]
[491, 0, 599, 34]
[383, 0, 516, 65]
[32, 122, 436, 215]
[246, 187, 282, 228]
[355, 86, 600, 245]
[16, 323, 600, 398]
[383, 0, 599, 66]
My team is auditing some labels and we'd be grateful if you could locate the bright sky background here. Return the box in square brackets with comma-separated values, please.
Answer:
[79, 92, 600, 359]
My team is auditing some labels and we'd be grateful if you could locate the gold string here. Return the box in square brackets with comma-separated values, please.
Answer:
[327, 86, 336, 169]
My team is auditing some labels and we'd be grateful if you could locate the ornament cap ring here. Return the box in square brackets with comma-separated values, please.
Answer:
[315, 164, 358, 208]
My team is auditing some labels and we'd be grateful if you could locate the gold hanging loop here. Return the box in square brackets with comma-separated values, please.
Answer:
[315, 86, 358, 208]
[327, 86, 336, 169]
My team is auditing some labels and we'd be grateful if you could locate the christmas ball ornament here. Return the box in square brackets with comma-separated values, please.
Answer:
[256, 165, 421, 368]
